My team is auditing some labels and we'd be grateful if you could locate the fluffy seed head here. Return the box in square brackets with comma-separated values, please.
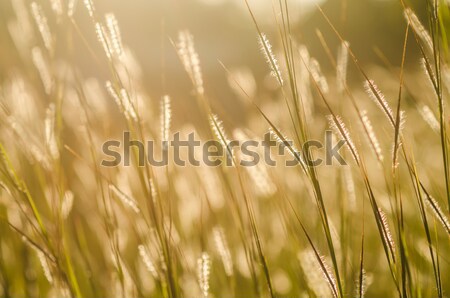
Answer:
[49, 0, 64, 17]
[337, 41, 349, 93]
[138, 245, 159, 279]
[119, 89, 138, 121]
[298, 250, 338, 298]
[68, 0, 78, 17]
[31, 2, 53, 52]
[425, 195, 450, 235]
[421, 58, 437, 89]
[355, 269, 368, 298]
[343, 166, 356, 211]
[32, 47, 53, 94]
[259, 33, 283, 86]
[378, 208, 396, 259]
[213, 227, 233, 276]
[83, 0, 95, 17]
[327, 115, 360, 164]
[360, 110, 383, 162]
[37, 250, 53, 283]
[197, 252, 211, 297]
[392, 110, 406, 169]
[419, 105, 439, 132]
[176, 30, 204, 95]
[160, 95, 171, 144]
[61, 190, 74, 219]
[109, 184, 140, 213]
[105, 13, 123, 57]
[309, 58, 329, 94]
[364, 80, 394, 125]
[45, 103, 59, 160]
[209, 114, 233, 163]
[95, 22, 112, 59]
[404, 8, 433, 55]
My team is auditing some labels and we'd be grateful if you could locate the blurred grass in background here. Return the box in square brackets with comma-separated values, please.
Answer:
[0, 0, 449, 297]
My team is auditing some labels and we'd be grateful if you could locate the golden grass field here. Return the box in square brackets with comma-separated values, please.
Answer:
[0, 0, 449, 297]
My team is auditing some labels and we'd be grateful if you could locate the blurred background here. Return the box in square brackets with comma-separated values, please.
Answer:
[0, 0, 428, 126]
[1, 1, 449, 297]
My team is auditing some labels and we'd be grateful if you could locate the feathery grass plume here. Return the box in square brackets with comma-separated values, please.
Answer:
[421, 57, 437, 89]
[197, 252, 211, 298]
[268, 127, 304, 168]
[32, 47, 53, 94]
[140, 229, 167, 274]
[68, 0, 77, 17]
[309, 58, 329, 94]
[355, 269, 368, 298]
[30, 145, 51, 170]
[424, 194, 450, 234]
[209, 114, 233, 163]
[109, 184, 140, 213]
[20, 235, 51, 263]
[149, 178, 158, 200]
[336, 41, 349, 93]
[258, 33, 283, 86]
[31, 2, 53, 52]
[106, 80, 121, 106]
[419, 105, 439, 132]
[378, 208, 396, 257]
[327, 115, 360, 164]
[45, 103, 59, 160]
[95, 22, 113, 59]
[160, 95, 171, 145]
[138, 244, 159, 279]
[8, 117, 51, 169]
[360, 110, 383, 162]
[37, 250, 53, 284]
[176, 30, 204, 95]
[404, 8, 433, 55]
[119, 89, 138, 121]
[364, 80, 394, 125]
[105, 81, 137, 121]
[61, 190, 74, 219]
[155, 238, 167, 273]
[298, 250, 338, 298]
[105, 13, 123, 57]
[83, 0, 95, 18]
[234, 129, 277, 197]
[343, 166, 357, 211]
[49, 0, 63, 17]
[212, 227, 233, 277]
[392, 110, 405, 169]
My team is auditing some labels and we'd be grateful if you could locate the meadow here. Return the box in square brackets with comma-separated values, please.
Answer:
[0, 0, 449, 297]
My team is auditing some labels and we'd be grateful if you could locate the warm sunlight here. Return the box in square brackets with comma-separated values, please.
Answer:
[0, 0, 449, 297]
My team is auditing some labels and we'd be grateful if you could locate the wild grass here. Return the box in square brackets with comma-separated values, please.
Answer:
[0, 0, 449, 297]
